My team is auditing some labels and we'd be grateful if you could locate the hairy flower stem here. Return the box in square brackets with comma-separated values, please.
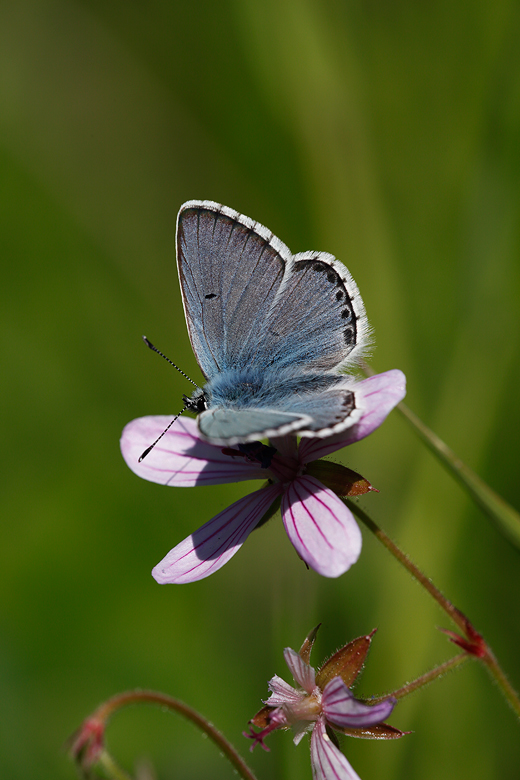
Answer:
[85, 690, 259, 780]
[371, 652, 470, 704]
[346, 499, 520, 719]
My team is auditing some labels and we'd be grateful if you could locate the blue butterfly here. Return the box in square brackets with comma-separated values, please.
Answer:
[177, 200, 371, 445]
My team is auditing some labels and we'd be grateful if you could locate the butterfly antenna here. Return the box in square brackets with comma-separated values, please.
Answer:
[138, 404, 189, 462]
[142, 336, 201, 388]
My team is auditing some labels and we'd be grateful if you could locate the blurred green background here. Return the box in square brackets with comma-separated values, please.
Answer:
[1, 1, 519, 779]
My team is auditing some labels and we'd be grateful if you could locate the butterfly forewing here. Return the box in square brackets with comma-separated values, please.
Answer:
[177, 202, 288, 379]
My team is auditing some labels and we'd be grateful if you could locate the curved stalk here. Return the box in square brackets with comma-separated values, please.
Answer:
[71, 689, 259, 780]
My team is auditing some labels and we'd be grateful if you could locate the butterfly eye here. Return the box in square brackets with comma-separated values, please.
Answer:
[183, 391, 208, 413]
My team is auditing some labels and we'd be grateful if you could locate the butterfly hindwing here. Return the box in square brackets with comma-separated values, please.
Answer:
[198, 375, 363, 444]
[198, 407, 311, 444]
[278, 381, 364, 436]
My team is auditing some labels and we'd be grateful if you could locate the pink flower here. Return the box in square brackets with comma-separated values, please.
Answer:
[245, 627, 406, 780]
[120, 370, 405, 583]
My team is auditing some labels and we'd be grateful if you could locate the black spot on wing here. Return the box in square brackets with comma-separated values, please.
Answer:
[344, 325, 355, 345]
[332, 390, 356, 421]
[293, 257, 358, 349]
[342, 389, 355, 412]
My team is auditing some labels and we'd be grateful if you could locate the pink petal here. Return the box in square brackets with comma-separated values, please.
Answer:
[300, 369, 406, 462]
[322, 677, 396, 729]
[266, 675, 303, 707]
[152, 483, 282, 583]
[121, 416, 267, 486]
[284, 648, 316, 694]
[311, 716, 361, 780]
[281, 477, 362, 578]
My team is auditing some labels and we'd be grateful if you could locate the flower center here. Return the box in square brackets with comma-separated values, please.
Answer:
[267, 452, 305, 484]
[221, 440, 305, 483]
[282, 690, 322, 725]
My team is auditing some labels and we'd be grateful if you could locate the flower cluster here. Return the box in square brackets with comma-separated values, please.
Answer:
[245, 626, 406, 780]
[120, 370, 406, 583]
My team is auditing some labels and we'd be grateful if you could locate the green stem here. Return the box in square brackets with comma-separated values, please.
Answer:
[480, 645, 520, 718]
[371, 653, 470, 703]
[90, 690, 258, 780]
[346, 499, 520, 720]
[361, 361, 520, 549]
[397, 400, 520, 550]
[97, 751, 135, 780]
